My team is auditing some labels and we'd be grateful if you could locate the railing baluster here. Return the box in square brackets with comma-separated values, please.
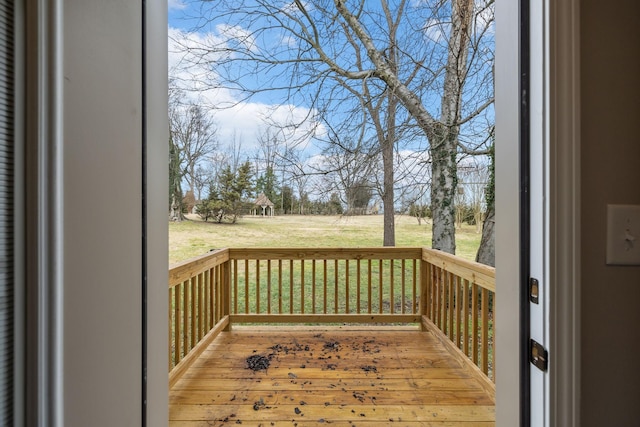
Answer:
[244, 260, 249, 314]
[255, 259, 260, 314]
[168, 287, 173, 369]
[443, 272, 449, 337]
[198, 273, 203, 340]
[430, 264, 436, 320]
[278, 259, 283, 314]
[491, 294, 496, 381]
[267, 260, 272, 314]
[198, 271, 207, 341]
[300, 260, 305, 314]
[183, 280, 189, 357]
[215, 265, 221, 324]
[174, 282, 181, 366]
[356, 259, 361, 314]
[450, 272, 456, 341]
[233, 260, 238, 315]
[211, 261, 220, 328]
[205, 272, 210, 328]
[420, 260, 428, 320]
[198, 273, 204, 341]
[189, 277, 196, 349]
[442, 269, 446, 330]
[435, 267, 442, 328]
[334, 259, 339, 314]
[223, 260, 230, 321]
[212, 267, 217, 325]
[323, 259, 327, 314]
[472, 283, 479, 365]
[390, 259, 395, 314]
[482, 287, 489, 376]
[289, 259, 294, 314]
[207, 267, 216, 330]
[345, 260, 350, 313]
[367, 260, 372, 313]
[412, 259, 417, 315]
[401, 259, 406, 314]
[379, 259, 383, 314]
[456, 275, 462, 348]
[463, 279, 470, 357]
[221, 265, 225, 325]
[312, 260, 316, 314]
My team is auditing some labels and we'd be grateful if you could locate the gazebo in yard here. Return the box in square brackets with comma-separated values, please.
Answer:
[252, 192, 275, 217]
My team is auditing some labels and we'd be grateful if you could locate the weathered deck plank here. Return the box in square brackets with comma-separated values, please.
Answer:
[169, 327, 495, 426]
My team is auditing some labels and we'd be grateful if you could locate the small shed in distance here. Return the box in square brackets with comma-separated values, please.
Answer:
[252, 192, 275, 217]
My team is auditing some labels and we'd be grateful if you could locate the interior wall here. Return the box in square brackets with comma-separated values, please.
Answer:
[580, 0, 640, 425]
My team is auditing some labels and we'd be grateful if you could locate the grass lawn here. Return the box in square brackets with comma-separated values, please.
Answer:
[169, 214, 482, 264]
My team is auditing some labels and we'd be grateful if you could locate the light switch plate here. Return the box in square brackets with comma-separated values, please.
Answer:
[606, 204, 640, 265]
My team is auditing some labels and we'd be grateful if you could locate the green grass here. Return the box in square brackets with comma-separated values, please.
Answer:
[169, 214, 482, 264]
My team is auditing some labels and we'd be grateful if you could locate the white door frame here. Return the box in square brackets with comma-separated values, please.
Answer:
[19, 0, 580, 424]
[495, 0, 581, 426]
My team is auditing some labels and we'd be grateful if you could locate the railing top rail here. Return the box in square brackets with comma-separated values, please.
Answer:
[227, 247, 424, 260]
[169, 248, 229, 288]
[422, 248, 495, 292]
[168, 246, 495, 292]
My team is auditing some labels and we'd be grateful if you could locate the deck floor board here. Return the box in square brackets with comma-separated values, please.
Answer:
[169, 327, 495, 426]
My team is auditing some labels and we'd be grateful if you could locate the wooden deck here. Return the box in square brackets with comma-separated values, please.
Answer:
[169, 326, 495, 426]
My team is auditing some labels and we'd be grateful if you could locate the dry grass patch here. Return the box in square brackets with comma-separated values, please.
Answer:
[169, 214, 482, 264]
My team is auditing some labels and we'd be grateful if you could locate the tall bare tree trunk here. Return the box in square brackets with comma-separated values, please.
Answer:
[382, 42, 398, 246]
[382, 129, 395, 246]
[476, 140, 495, 265]
[476, 206, 495, 266]
[429, 125, 458, 252]
[429, 0, 474, 253]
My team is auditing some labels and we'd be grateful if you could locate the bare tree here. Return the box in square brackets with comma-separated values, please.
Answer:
[178, 0, 494, 253]
[316, 133, 377, 215]
[256, 126, 283, 174]
[169, 84, 218, 207]
[284, 147, 313, 215]
[457, 160, 489, 232]
[476, 141, 494, 266]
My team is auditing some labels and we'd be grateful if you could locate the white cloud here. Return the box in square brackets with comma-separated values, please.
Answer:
[168, 0, 186, 11]
[423, 18, 449, 43]
[215, 24, 259, 53]
[168, 27, 325, 153]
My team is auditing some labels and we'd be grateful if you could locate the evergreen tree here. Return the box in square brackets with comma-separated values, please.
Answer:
[196, 161, 254, 223]
[255, 166, 280, 205]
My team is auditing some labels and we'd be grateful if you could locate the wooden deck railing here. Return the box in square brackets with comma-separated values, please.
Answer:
[421, 249, 495, 380]
[168, 247, 495, 385]
[168, 248, 231, 386]
[228, 248, 423, 324]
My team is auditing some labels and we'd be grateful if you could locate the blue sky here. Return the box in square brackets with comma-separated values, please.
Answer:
[168, 0, 327, 158]
[166, 0, 494, 200]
